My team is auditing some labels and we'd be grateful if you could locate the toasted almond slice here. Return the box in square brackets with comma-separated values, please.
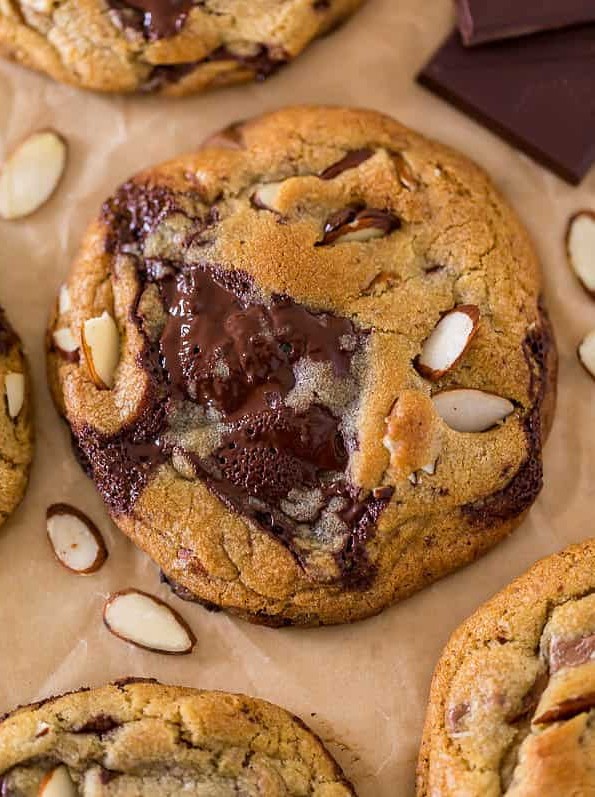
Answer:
[4, 372, 25, 418]
[38, 765, 76, 797]
[58, 284, 71, 314]
[46, 504, 107, 574]
[103, 589, 196, 655]
[81, 311, 119, 389]
[251, 180, 285, 212]
[416, 305, 480, 380]
[0, 130, 67, 220]
[52, 327, 79, 359]
[566, 211, 595, 296]
[578, 329, 595, 379]
[433, 388, 514, 432]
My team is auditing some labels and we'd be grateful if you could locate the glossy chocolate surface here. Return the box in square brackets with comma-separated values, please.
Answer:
[418, 28, 595, 184]
[456, 0, 595, 46]
[79, 183, 393, 585]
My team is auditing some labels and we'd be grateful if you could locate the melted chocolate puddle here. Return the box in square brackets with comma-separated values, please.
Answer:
[78, 188, 393, 587]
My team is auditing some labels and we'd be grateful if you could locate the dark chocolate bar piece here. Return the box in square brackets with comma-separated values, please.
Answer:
[456, 0, 595, 46]
[418, 28, 595, 185]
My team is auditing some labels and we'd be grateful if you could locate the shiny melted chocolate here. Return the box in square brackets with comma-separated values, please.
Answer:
[78, 184, 393, 586]
[107, 0, 194, 39]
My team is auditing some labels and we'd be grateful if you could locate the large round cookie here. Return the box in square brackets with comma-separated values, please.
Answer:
[0, 306, 33, 528]
[0, 679, 355, 794]
[47, 106, 556, 626]
[417, 540, 595, 797]
[0, 0, 363, 95]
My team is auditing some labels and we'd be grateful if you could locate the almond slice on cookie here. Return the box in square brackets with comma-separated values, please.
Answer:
[4, 372, 25, 418]
[251, 180, 286, 212]
[433, 388, 514, 432]
[416, 305, 480, 380]
[52, 327, 79, 359]
[81, 312, 120, 389]
[318, 208, 400, 245]
[103, 590, 196, 655]
[38, 765, 76, 797]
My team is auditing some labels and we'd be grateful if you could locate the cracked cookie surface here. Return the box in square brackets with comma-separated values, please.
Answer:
[47, 106, 556, 626]
[417, 540, 595, 797]
[0, 0, 363, 95]
[0, 306, 33, 529]
[0, 680, 356, 795]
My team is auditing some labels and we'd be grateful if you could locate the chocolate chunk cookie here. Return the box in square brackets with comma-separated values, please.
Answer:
[417, 540, 595, 797]
[0, 680, 356, 794]
[0, 0, 363, 95]
[0, 307, 33, 528]
[47, 106, 556, 626]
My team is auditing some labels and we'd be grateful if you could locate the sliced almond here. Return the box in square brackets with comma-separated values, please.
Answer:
[433, 388, 514, 432]
[317, 207, 400, 245]
[251, 180, 285, 213]
[103, 589, 196, 655]
[383, 390, 442, 481]
[58, 284, 71, 315]
[52, 327, 79, 360]
[46, 504, 107, 574]
[566, 211, 595, 296]
[578, 329, 595, 379]
[38, 765, 76, 797]
[4, 372, 25, 418]
[81, 311, 120, 389]
[416, 305, 480, 380]
[0, 130, 67, 220]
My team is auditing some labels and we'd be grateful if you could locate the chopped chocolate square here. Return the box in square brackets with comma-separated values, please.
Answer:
[456, 0, 595, 46]
[418, 27, 595, 184]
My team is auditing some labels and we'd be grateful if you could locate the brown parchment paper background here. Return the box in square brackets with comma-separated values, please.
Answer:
[1, 0, 594, 793]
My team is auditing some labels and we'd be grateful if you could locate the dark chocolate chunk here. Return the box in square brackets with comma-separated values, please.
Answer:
[456, 0, 595, 46]
[107, 0, 194, 40]
[74, 714, 121, 736]
[418, 28, 595, 185]
[142, 61, 199, 93]
[205, 44, 287, 82]
[319, 149, 374, 180]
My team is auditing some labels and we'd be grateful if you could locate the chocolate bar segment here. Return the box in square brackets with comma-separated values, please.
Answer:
[456, 0, 595, 46]
[418, 28, 595, 185]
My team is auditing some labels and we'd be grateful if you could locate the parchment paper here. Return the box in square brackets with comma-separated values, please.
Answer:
[1, 1, 594, 793]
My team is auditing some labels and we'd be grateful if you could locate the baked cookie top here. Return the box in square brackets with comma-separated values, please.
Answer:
[48, 106, 555, 626]
[417, 540, 595, 797]
[0, 0, 363, 95]
[0, 680, 355, 795]
[0, 306, 33, 528]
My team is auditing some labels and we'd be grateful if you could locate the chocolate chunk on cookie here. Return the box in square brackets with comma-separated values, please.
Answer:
[0, 681, 356, 795]
[48, 106, 556, 626]
[0, 306, 33, 529]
